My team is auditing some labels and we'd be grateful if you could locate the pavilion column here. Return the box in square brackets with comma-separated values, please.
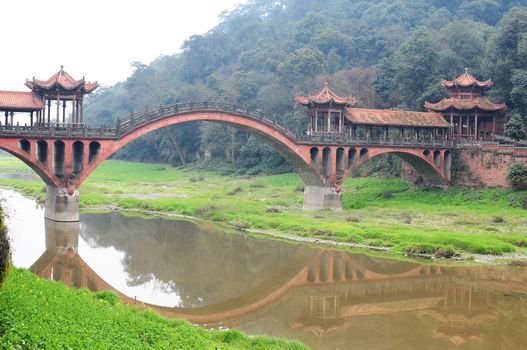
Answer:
[30, 112, 33, 126]
[10, 112, 13, 126]
[80, 100, 83, 124]
[4, 111, 8, 125]
[72, 97, 76, 124]
[62, 100, 66, 124]
[449, 109, 453, 125]
[458, 115, 462, 136]
[47, 99, 51, 125]
[492, 116, 496, 141]
[56, 95, 60, 125]
[475, 110, 479, 141]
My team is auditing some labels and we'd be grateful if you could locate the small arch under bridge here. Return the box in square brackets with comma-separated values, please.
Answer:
[0, 102, 453, 221]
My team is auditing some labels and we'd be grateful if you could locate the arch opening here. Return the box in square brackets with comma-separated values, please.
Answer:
[322, 147, 331, 178]
[360, 148, 368, 160]
[433, 150, 441, 167]
[336, 147, 345, 173]
[423, 149, 430, 158]
[348, 148, 357, 169]
[72, 141, 84, 176]
[310, 147, 319, 165]
[53, 141, 65, 179]
[359, 151, 448, 185]
[89, 141, 101, 164]
[37, 140, 48, 165]
[19, 139, 30, 153]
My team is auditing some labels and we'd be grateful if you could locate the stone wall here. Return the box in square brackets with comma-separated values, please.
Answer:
[402, 143, 527, 188]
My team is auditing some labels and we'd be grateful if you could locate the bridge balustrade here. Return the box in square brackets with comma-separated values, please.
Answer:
[0, 102, 454, 148]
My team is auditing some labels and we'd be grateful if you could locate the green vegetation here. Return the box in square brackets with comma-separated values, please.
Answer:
[0, 206, 9, 288]
[1, 157, 526, 257]
[0, 268, 307, 350]
[507, 162, 527, 189]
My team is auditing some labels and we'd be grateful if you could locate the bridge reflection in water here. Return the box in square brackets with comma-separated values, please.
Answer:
[31, 217, 527, 350]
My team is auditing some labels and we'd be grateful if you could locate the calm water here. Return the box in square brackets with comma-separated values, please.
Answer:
[3, 188, 527, 349]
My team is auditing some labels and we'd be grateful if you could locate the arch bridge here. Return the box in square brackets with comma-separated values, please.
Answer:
[0, 101, 452, 222]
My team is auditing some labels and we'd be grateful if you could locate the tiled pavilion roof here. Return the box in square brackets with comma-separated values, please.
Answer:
[441, 68, 492, 89]
[424, 98, 506, 112]
[295, 83, 358, 107]
[0, 91, 44, 111]
[25, 66, 98, 93]
[344, 108, 450, 128]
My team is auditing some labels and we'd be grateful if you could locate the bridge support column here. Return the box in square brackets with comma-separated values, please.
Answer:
[303, 185, 342, 211]
[44, 185, 80, 222]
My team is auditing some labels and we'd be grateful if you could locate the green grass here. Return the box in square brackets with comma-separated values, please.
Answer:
[0, 156, 526, 256]
[0, 269, 308, 350]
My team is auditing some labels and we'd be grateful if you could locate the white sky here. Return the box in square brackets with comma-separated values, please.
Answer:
[0, 0, 243, 91]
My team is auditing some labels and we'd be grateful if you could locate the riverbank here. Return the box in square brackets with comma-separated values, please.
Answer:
[0, 156, 526, 257]
[0, 268, 307, 349]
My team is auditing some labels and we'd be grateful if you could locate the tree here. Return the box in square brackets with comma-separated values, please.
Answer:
[486, 7, 527, 111]
[0, 209, 10, 287]
[504, 112, 527, 140]
[506, 162, 527, 188]
[392, 27, 439, 110]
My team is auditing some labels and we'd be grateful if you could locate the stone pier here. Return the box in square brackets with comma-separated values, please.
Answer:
[303, 185, 342, 211]
[44, 185, 80, 222]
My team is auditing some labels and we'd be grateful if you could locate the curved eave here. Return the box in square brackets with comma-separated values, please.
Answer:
[295, 96, 356, 107]
[424, 99, 507, 112]
[441, 80, 493, 89]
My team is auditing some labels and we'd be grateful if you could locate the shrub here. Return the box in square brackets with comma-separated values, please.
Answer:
[506, 163, 527, 189]
[492, 216, 505, 223]
[381, 190, 393, 199]
[0, 209, 10, 288]
[231, 221, 248, 230]
[227, 187, 243, 195]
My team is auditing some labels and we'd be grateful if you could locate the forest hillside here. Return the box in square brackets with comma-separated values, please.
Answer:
[85, 0, 527, 174]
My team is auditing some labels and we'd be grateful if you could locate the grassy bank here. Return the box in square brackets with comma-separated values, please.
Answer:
[0, 269, 307, 350]
[0, 156, 526, 256]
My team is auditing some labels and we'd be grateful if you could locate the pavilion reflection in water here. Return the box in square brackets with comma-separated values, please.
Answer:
[31, 218, 527, 348]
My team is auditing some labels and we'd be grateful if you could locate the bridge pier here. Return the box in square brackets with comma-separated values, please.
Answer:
[303, 185, 342, 211]
[44, 185, 80, 222]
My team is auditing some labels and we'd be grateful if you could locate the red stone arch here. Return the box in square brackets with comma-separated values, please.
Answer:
[346, 147, 450, 184]
[0, 138, 57, 186]
[77, 111, 325, 187]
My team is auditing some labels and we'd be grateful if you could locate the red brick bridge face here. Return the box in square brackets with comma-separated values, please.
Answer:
[0, 102, 452, 218]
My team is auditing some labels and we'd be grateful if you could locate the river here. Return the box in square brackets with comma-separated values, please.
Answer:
[3, 188, 527, 349]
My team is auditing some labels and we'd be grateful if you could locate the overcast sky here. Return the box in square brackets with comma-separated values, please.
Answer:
[0, 0, 243, 90]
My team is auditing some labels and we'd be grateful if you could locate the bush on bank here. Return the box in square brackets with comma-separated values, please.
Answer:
[0, 269, 308, 350]
[0, 208, 10, 288]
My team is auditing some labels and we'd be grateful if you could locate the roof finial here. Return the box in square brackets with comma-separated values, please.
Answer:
[464, 67, 469, 73]
[60, 65, 64, 71]
[324, 81, 329, 87]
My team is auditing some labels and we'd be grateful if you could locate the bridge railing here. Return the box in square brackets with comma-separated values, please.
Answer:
[111, 101, 299, 140]
[296, 134, 454, 148]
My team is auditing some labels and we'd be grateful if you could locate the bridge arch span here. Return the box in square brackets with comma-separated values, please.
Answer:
[347, 147, 450, 185]
[0, 139, 56, 185]
[77, 110, 324, 188]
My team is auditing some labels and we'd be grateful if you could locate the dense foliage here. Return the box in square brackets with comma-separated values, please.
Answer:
[85, 0, 527, 173]
[0, 269, 308, 350]
[0, 208, 9, 288]
[507, 162, 527, 187]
